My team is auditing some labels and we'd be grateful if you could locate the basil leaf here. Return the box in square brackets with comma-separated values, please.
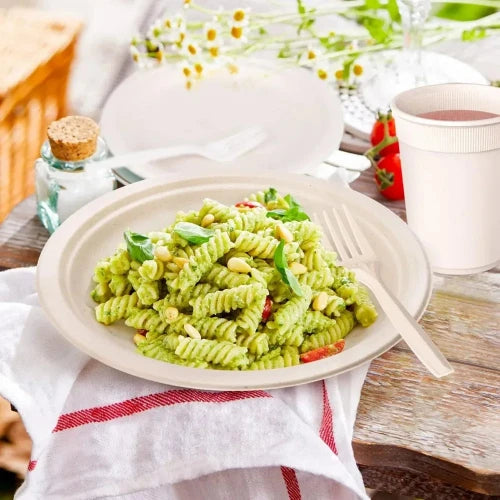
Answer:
[266, 193, 310, 222]
[284, 268, 303, 297]
[273, 240, 303, 297]
[264, 187, 278, 203]
[266, 206, 310, 222]
[174, 222, 214, 244]
[124, 230, 154, 263]
[274, 239, 287, 269]
[266, 209, 287, 220]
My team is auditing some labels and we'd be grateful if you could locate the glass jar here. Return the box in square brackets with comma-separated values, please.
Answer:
[35, 136, 116, 233]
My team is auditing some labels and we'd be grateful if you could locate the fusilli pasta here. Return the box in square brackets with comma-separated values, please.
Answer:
[91, 188, 377, 371]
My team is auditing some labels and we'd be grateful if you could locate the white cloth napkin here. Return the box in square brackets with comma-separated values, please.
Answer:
[0, 267, 369, 500]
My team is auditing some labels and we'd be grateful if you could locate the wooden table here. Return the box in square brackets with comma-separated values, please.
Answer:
[0, 170, 499, 499]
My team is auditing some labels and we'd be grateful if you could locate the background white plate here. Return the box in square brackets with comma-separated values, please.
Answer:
[37, 174, 432, 390]
[100, 64, 344, 179]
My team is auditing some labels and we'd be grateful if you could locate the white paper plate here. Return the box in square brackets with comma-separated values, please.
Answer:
[37, 173, 432, 390]
[100, 63, 344, 180]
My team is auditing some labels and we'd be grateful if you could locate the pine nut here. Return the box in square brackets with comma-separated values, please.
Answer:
[133, 333, 146, 346]
[289, 262, 308, 275]
[173, 257, 189, 269]
[227, 257, 252, 273]
[276, 224, 293, 243]
[164, 306, 179, 322]
[154, 245, 172, 262]
[184, 323, 201, 339]
[313, 291, 328, 312]
[201, 213, 215, 227]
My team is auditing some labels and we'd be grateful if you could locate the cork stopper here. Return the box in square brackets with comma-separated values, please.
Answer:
[47, 116, 99, 161]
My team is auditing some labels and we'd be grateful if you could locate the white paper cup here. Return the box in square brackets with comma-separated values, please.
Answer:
[392, 83, 500, 275]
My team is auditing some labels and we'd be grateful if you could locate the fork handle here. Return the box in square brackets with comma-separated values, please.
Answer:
[353, 268, 454, 378]
[92, 145, 200, 170]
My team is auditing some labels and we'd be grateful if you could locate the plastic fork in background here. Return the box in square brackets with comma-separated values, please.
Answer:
[317, 205, 454, 378]
[94, 127, 268, 171]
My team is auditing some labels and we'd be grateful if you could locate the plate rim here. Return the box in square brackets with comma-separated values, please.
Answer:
[36, 173, 432, 390]
[100, 63, 344, 179]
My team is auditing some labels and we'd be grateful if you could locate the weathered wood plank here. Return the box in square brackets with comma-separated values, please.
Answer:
[359, 465, 492, 500]
[0, 196, 47, 269]
[391, 282, 500, 371]
[354, 350, 500, 495]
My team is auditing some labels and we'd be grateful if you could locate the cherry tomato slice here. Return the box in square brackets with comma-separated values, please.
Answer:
[299, 340, 345, 363]
[136, 329, 148, 336]
[234, 201, 264, 209]
[261, 296, 273, 322]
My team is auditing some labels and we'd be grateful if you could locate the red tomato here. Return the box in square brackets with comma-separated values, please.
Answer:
[374, 153, 404, 201]
[136, 329, 148, 336]
[370, 114, 399, 157]
[234, 201, 264, 209]
[299, 340, 345, 363]
[261, 296, 273, 322]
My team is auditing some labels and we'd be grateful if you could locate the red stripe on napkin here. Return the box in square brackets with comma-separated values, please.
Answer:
[280, 466, 301, 500]
[53, 389, 271, 432]
[27, 460, 37, 471]
[319, 381, 337, 455]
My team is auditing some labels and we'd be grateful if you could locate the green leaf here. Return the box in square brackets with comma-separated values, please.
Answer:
[124, 231, 154, 263]
[267, 209, 288, 220]
[174, 222, 215, 244]
[266, 206, 310, 222]
[386, 0, 401, 22]
[298, 17, 315, 34]
[284, 194, 299, 209]
[342, 57, 356, 80]
[278, 44, 292, 58]
[362, 17, 390, 43]
[274, 240, 303, 297]
[266, 193, 310, 222]
[434, 3, 496, 21]
[264, 187, 278, 203]
[258, 27, 268, 35]
[297, 0, 306, 15]
[462, 26, 487, 41]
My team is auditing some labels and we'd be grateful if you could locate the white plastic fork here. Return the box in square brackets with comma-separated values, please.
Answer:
[94, 127, 267, 170]
[318, 205, 454, 378]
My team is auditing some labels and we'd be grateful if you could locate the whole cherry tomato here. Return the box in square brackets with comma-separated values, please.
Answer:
[374, 153, 404, 201]
[370, 112, 400, 157]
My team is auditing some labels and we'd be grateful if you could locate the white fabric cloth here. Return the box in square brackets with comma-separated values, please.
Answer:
[0, 267, 369, 500]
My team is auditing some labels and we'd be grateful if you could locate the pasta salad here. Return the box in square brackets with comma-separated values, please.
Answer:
[91, 188, 377, 370]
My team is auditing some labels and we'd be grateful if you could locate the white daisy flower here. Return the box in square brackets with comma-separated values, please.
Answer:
[302, 44, 323, 63]
[181, 38, 201, 58]
[314, 60, 331, 81]
[203, 22, 221, 43]
[231, 8, 250, 27]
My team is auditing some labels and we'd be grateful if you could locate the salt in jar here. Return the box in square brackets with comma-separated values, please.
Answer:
[35, 116, 116, 233]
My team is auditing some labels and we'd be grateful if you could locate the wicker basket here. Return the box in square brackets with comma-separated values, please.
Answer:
[0, 8, 82, 223]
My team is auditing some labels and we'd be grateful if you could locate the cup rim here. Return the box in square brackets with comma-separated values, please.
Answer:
[391, 83, 500, 128]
